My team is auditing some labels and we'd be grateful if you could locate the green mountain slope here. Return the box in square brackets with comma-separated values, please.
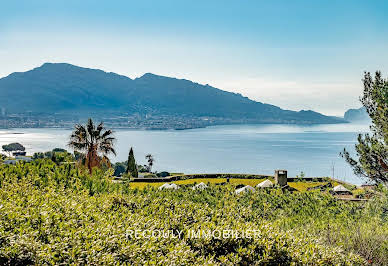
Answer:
[0, 63, 344, 124]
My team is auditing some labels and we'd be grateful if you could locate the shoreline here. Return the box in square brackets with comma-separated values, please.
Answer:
[0, 120, 356, 132]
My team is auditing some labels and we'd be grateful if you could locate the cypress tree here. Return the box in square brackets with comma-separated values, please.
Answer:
[126, 147, 138, 178]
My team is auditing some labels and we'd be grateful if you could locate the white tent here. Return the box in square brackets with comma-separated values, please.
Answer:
[333, 185, 350, 193]
[192, 182, 208, 190]
[159, 183, 180, 190]
[235, 185, 256, 194]
[256, 179, 273, 188]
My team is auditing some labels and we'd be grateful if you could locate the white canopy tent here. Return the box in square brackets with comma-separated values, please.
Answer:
[159, 183, 180, 190]
[256, 179, 273, 188]
[235, 185, 256, 194]
[333, 185, 351, 194]
[192, 182, 208, 190]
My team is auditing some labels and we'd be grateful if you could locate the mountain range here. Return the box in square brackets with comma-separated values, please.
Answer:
[0, 63, 344, 124]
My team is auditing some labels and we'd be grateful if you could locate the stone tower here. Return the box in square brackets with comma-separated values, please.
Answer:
[275, 170, 287, 186]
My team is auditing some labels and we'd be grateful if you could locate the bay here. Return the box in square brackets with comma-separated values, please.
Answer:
[0, 123, 370, 185]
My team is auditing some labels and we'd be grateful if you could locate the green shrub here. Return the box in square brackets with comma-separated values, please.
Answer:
[156, 171, 170, 177]
[0, 162, 386, 264]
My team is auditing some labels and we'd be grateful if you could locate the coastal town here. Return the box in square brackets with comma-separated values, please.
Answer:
[0, 111, 220, 130]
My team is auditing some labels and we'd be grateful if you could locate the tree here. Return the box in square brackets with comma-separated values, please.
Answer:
[341, 71, 388, 183]
[68, 118, 116, 174]
[32, 152, 44, 160]
[145, 154, 154, 172]
[2, 142, 25, 157]
[74, 151, 85, 162]
[126, 147, 138, 177]
[138, 164, 148, 173]
[52, 148, 67, 153]
[113, 162, 127, 176]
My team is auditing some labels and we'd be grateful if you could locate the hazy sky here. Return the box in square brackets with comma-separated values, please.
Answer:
[1, 0, 388, 115]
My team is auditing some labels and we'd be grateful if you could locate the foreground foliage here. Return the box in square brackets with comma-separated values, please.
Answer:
[0, 161, 387, 265]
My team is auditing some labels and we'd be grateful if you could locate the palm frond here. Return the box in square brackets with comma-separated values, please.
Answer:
[69, 118, 116, 173]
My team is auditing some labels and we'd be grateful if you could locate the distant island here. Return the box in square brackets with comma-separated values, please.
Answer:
[344, 107, 371, 123]
[0, 63, 345, 129]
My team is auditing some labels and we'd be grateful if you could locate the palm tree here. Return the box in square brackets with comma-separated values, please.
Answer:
[145, 154, 154, 172]
[68, 118, 116, 173]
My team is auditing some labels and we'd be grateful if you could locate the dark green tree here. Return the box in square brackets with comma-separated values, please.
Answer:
[341, 71, 388, 183]
[52, 148, 67, 153]
[126, 147, 138, 177]
[113, 162, 125, 176]
[2, 142, 25, 156]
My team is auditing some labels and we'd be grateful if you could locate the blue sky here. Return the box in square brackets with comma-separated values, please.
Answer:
[1, 0, 388, 115]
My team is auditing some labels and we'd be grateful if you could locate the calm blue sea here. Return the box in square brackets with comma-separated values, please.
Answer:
[0, 123, 370, 184]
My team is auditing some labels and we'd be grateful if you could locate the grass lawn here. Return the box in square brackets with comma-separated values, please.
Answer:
[288, 182, 328, 191]
[174, 178, 227, 185]
[228, 178, 268, 186]
[129, 182, 164, 189]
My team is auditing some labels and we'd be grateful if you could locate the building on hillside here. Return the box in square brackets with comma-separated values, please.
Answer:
[256, 179, 273, 188]
[332, 185, 352, 195]
[192, 182, 208, 190]
[3, 156, 32, 165]
[158, 183, 179, 190]
[235, 185, 255, 194]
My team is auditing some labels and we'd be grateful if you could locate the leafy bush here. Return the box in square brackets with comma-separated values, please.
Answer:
[113, 161, 127, 176]
[32, 149, 75, 164]
[156, 171, 170, 177]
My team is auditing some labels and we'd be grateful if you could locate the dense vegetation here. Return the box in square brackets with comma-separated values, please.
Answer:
[0, 160, 387, 265]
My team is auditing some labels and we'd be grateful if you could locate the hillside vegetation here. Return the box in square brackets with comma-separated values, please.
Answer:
[0, 160, 387, 265]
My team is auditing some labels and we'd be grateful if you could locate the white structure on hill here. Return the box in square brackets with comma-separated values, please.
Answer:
[256, 179, 273, 188]
[159, 183, 180, 190]
[333, 185, 352, 195]
[3, 156, 32, 165]
[235, 185, 255, 194]
[192, 182, 208, 190]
